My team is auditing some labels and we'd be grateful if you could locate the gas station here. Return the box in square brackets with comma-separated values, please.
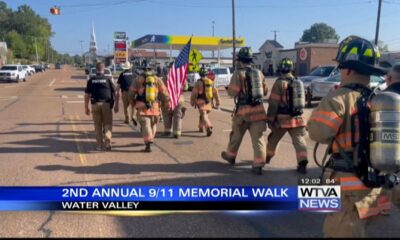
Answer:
[131, 34, 246, 67]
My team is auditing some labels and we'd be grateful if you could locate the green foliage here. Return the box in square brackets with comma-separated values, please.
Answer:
[300, 23, 339, 43]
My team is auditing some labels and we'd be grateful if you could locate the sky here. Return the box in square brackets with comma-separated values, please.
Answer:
[4, 0, 400, 57]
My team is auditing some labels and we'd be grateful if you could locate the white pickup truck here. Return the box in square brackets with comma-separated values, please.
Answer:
[0, 64, 27, 83]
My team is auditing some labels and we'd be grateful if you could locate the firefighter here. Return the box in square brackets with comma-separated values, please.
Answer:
[308, 36, 395, 237]
[161, 63, 187, 138]
[266, 58, 308, 174]
[190, 66, 220, 136]
[130, 61, 170, 152]
[117, 67, 137, 126]
[221, 47, 268, 175]
[84, 62, 119, 151]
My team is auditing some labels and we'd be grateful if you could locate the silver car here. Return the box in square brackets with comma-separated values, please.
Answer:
[311, 73, 385, 99]
[87, 67, 114, 82]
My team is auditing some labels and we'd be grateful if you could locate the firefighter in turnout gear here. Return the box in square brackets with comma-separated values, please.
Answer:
[190, 66, 220, 136]
[130, 61, 170, 152]
[161, 63, 187, 138]
[221, 47, 269, 175]
[266, 58, 308, 174]
[84, 62, 119, 151]
[307, 36, 398, 237]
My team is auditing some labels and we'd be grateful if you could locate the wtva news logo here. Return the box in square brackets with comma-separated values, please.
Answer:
[298, 185, 341, 211]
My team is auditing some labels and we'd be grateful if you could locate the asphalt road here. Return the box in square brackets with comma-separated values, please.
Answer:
[0, 66, 399, 237]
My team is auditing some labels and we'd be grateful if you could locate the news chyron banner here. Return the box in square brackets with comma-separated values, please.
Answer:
[0, 180, 341, 212]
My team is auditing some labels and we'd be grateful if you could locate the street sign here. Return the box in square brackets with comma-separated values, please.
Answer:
[114, 51, 127, 59]
[189, 64, 200, 73]
[189, 49, 203, 65]
[114, 41, 127, 50]
[114, 32, 126, 40]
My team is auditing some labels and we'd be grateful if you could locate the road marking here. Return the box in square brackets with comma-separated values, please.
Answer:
[0, 96, 18, 100]
[70, 115, 87, 165]
[61, 95, 68, 99]
[77, 95, 83, 98]
[66, 101, 84, 104]
[49, 79, 56, 86]
[223, 129, 232, 132]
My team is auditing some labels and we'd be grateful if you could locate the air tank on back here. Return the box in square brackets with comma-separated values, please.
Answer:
[369, 91, 400, 174]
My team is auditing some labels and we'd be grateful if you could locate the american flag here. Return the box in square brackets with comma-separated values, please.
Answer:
[167, 38, 191, 110]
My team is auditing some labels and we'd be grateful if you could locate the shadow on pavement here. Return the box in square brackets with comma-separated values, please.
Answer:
[70, 75, 87, 80]
[54, 87, 85, 92]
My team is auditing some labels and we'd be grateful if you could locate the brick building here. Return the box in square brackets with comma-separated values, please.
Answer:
[295, 42, 339, 76]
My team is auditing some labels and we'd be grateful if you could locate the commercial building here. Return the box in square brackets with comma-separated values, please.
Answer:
[253, 39, 339, 76]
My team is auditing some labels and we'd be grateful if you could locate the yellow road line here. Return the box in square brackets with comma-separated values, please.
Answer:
[70, 114, 87, 165]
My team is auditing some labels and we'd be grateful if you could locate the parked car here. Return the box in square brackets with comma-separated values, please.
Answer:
[55, 63, 62, 69]
[310, 73, 385, 99]
[22, 65, 35, 75]
[186, 72, 200, 91]
[87, 67, 114, 82]
[300, 65, 337, 89]
[34, 64, 45, 72]
[212, 67, 232, 89]
[0, 64, 27, 83]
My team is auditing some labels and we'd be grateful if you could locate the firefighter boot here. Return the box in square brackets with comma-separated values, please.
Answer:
[206, 127, 213, 137]
[144, 143, 152, 153]
[251, 166, 263, 175]
[297, 160, 308, 174]
[221, 151, 235, 165]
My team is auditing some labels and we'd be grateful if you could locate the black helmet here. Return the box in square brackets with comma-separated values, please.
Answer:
[237, 47, 253, 63]
[336, 36, 386, 76]
[199, 65, 208, 77]
[278, 58, 294, 73]
[142, 60, 153, 70]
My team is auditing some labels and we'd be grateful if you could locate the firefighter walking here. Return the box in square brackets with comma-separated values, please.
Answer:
[308, 36, 398, 237]
[161, 63, 187, 138]
[84, 62, 119, 151]
[266, 58, 308, 174]
[221, 47, 268, 175]
[130, 61, 170, 152]
[190, 66, 220, 136]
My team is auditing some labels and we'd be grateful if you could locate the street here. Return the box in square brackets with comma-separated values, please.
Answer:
[0, 65, 399, 237]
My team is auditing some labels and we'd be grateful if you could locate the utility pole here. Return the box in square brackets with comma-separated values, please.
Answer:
[34, 37, 39, 64]
[374, 0, 382, 45]
[232, 0, 236, 70]
[212, 20, 215, 59]
[271, 30, 280, 41]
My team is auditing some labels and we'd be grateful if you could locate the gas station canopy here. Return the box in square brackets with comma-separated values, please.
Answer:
[131, 34, 246, 51]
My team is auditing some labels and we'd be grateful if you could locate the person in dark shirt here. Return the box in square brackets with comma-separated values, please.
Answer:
[117, 68, 137, 125]
[84, 62, 119, 151]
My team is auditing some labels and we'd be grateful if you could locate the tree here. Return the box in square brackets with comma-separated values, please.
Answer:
[300, 23, 339, 43]
[5, 31, 26, 59]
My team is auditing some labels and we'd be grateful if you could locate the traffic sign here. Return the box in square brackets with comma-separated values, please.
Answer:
[188, 64, 200, 73]
[299, 48, 307, 61]
[189, 49, 203, 65]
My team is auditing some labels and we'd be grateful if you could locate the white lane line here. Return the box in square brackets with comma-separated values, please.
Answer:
[77, 95, 83, 98]
[0, 96, 18, 100]
[61, 95, 68, 99]
[66, 101, 84, 103]
[49, 79, 56, 86]
[223, 129, 232, 132]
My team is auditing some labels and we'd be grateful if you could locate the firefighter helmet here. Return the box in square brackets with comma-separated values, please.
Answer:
[336, 36, 386, 75]
[237, 47, 253, 63]
[278, 58, 294, 73]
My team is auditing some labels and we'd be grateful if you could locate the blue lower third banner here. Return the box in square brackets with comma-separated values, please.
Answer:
[0, 186, 339, 211]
